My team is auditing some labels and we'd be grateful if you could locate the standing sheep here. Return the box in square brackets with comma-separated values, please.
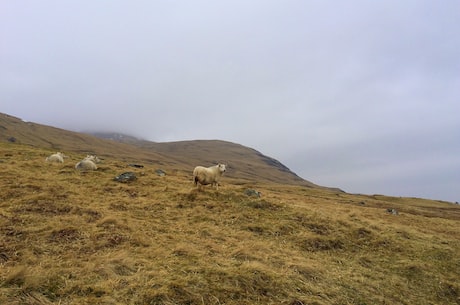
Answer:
[46, 152, 66, 163]
[75, 155, 100, 171]
[193, 163, 227, 190]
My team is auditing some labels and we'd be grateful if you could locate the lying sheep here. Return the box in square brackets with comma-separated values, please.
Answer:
[46, 152, 66, 163]
[75, 155, 100, 171]
[193, 163, 227, 190]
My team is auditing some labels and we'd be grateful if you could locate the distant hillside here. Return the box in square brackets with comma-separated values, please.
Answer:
[0, 113, 172, 164]
[0, 112, 326, 187]
[86, 132, 145, 145]
[133, 139, 317, 186]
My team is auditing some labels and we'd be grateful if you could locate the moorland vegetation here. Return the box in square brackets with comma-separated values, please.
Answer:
[1, 141, 459, 305]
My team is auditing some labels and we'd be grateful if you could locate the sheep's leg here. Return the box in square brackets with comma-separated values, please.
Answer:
[194, 177, 203, 190]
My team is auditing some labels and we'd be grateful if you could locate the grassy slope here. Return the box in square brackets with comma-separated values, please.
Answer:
[136, 140, 316, 187]
[1, 142, 459, 305]
[0, 113, 174, 165]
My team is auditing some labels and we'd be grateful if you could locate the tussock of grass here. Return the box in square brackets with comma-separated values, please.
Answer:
[1, 143, 460, 304]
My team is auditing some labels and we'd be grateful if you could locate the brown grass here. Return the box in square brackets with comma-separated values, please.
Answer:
[1, 142, 459, 305]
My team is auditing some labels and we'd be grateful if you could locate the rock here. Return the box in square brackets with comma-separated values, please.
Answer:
[386, 208, 399, 215]
[155, 169, 166, 177]
[114, 172, 137, 183]
[128, 164, 144, 168]
[244, 189, 261, 197]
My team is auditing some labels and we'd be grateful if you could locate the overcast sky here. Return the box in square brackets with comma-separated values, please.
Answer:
[1, 1, 459, 202]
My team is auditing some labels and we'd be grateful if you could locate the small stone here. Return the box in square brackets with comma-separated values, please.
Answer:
[244, 189, 261, 197]
[386, 208, 399, 215]
[114, 172, 137, 183]
[155, 169, 166, 177]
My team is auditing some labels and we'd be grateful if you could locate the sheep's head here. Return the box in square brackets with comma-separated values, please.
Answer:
[217, 163, 227, 173]
[85, 155, 101, 163]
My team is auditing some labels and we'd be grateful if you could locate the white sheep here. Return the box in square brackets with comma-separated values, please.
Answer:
[193, 163, 227, 190]
[85, 155, 101, 163]
[75, 155, 100, 171]
[45, 152, 66, 163]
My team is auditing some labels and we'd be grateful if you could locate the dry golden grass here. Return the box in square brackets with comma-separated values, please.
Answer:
[1, 142, 459, 305]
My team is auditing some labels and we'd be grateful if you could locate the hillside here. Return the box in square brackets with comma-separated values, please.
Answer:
[0, 113, 171, 164]
[0, 113, 320, 187]
[0, 142, 459, 305]
[117, 139, 316, 187]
